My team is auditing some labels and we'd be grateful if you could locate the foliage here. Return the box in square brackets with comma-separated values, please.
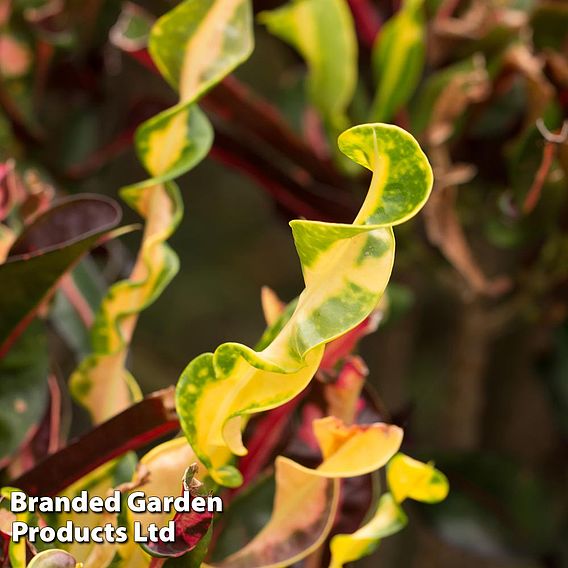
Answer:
[0, 0, 566, 567]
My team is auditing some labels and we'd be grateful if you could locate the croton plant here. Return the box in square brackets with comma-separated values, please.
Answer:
[0, 0, 566, 566]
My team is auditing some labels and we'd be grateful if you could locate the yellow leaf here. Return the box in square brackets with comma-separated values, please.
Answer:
[212, 417, 402, 567]
[312, 416, 403, 477]
[128, 437, 206, 532]
[213, 457, 339, 568]
[260, 286, 285, 326]
[387, 453, 449, 504]
[329, 493, 407, 568]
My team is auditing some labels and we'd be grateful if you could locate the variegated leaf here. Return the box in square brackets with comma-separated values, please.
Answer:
[387, 453, 449, 504]
[176, 123, 433, 487]
[71, 0, 253, 424]
[370, 0, 426, 122]
[328, 454, 449, 567]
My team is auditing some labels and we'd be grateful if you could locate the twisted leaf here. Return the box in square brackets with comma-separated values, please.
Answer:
[70, 0, 253, 424]
[176, 122, 433, 487]
[329, 493, 407, 568]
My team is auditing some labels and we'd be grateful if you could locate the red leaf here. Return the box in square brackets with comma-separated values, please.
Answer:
[143, 466, 214, 558]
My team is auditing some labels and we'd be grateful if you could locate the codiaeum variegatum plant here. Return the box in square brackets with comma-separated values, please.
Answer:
[171, 119, 448, 566]
[0, 0, 448, 566]
[175, 120, 435, 488]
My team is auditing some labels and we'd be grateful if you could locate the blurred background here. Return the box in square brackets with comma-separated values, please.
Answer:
[0, 0, 567, 566]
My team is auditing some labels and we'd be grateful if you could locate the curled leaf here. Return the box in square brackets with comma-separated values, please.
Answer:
[70, 0, 253, 424]
[329, 493, 407, 568]
[214, 457, 338, 568]
[129, 438, 207, 534]
[310, 416, 403, 477]
[213, 416, 401, 567]
[142, 465, 214, 559]
[176, 123, 433, 487]
[328, 453, 448, 567]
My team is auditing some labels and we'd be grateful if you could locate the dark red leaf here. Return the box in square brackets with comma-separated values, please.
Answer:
[0, 194, 122, 357]
[143, 466, 214, 558]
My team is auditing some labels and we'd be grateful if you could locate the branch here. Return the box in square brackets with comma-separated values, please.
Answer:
[203, 77, 348, 190]
[212, 127, 357, 222]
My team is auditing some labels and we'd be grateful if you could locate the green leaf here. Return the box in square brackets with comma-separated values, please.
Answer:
[176, 123, 432, 487]
[370, 0, 426, 123]
[0, 321, 48, 462]
[0, 195, 121, 357]
[259, 0, 357, 131]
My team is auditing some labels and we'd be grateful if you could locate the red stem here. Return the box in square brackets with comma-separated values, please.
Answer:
[347, 0, 382, 49]
[523, 141, 556, 214]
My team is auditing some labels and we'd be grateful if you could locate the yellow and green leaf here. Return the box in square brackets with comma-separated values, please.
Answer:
[55, 459, 132, 567]
[329, 493, 407, 568]
[387, 453, 449, 504]
[122, 437, 210, 565]
[212, 416, 402, 567]
[259, 0, 357, 131]
[1, 487, 32, 568]
[327, 454, 448, 568]
[176, 122, 433, 487]
[370, 0, 426, 123]
[70, 0, 253, 424]
[127, 437, 206, 535]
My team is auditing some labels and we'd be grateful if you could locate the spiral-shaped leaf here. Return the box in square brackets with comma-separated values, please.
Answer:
[176, 123, 433, 487]
[70, 0, 253, 424]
